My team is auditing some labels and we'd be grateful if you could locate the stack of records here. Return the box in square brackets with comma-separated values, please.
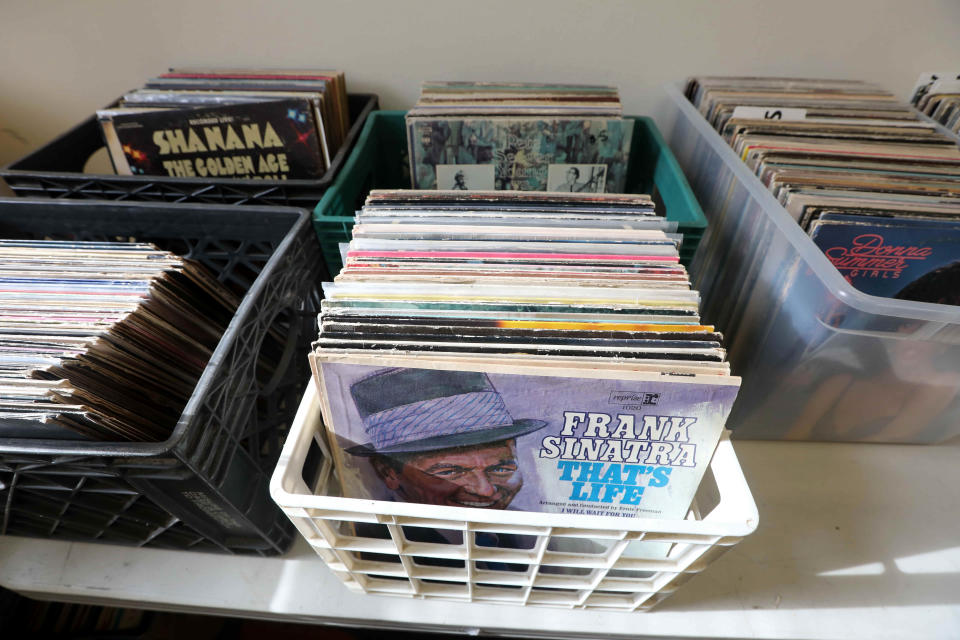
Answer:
[406, 82, 633, 192]
[98, 68, 349, 180]
[687, 76, 960, 305]
[0, 240, 239, 441]
[310, 189, 740, 524]
[912, 72, 960, 135]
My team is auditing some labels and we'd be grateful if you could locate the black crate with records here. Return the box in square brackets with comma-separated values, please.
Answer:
[1, 68, 377, 208]
[0, 198, 323, 555]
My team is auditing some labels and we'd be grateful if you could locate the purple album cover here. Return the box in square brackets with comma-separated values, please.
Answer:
[316, 361, 740, 521]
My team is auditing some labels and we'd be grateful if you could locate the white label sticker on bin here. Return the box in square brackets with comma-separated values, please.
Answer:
[732, 106, 807, 121]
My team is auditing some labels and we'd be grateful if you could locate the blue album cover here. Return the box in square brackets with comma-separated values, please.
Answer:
[406, 117, 633, 192]
[810, 216, 960, 304]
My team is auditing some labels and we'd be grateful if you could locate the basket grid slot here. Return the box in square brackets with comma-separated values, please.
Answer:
[548, 527, 633, 540]
[471, 565, 534, 585]
[305, 510, 380, 524]
[351, 558, 408, 577]
[398, 542, 468, 561]
[597, 575, 666, 593]
[471, 529, 539, 550]
[400, 524, 466, 545]
[341, 538, 402, 554]
[470, 545, 540, 563]
[526, 586, 585, 607]
[585, 590, 645, 605]
[407, 571, 468, 586]
[531, 574, 599, 592]
[357, 574, 416, 595]
[467, 522, 551, 537]
[416, 579, 470, 598]
[403, 564, 469, 581]
[605, 567, 659, 580]
[474, 583, 527, 592]
[409, 555, 466, 569]
[546, 534, 621, 555]
[473, 585, 530, 603]
[388, 516, 468, 530]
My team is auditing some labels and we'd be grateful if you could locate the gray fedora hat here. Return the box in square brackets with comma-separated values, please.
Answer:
[346, 368, 545, 456]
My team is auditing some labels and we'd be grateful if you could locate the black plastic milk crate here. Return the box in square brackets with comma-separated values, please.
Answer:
[0, 198, 325, 555]
[0, 94, 378, 208]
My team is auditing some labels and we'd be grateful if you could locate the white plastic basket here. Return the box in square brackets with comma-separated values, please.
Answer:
[270, 383, 759, 611]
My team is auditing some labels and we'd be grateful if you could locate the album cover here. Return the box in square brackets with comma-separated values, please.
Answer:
[809, 216, 960, 304]
[407, 117, 633, 192]
[98, 98, 324, 179]
[313, 359, 739, 521]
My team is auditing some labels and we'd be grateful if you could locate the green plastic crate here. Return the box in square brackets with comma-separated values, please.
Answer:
[312, 110, 706, 276]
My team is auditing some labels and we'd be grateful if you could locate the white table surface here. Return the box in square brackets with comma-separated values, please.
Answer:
[2, 438, 959, 640]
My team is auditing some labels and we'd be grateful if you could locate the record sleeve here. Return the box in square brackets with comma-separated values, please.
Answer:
[407, 116, 633, 192]
[99, 98, 325, 179]
[809, 216, 960, 303]
[313, 358, 739, 521]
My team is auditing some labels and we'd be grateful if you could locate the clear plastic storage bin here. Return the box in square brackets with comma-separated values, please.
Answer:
[664, 83, 960, 444]
[270, 384, 758, 611]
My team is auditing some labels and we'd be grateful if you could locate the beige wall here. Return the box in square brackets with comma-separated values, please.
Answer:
[2, 0, 959, 166]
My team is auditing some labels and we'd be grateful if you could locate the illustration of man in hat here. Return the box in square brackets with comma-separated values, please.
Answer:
[346, 368, 546, 509]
